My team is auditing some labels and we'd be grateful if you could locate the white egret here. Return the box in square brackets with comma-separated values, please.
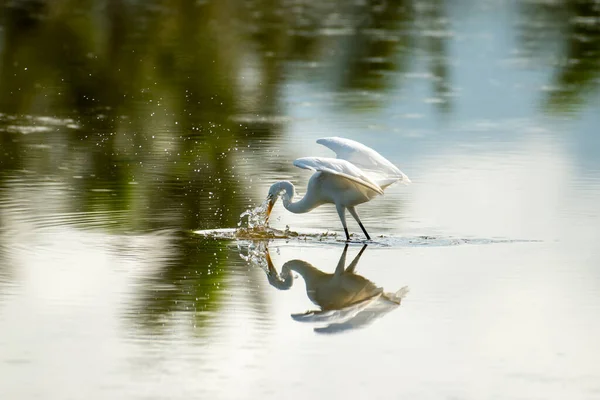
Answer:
[265, 137, 410, 240]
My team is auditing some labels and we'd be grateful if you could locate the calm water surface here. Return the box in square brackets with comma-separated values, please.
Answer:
[1, 1, 600, 399]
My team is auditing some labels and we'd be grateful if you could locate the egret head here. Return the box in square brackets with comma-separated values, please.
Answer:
[265, 181, 294, 222]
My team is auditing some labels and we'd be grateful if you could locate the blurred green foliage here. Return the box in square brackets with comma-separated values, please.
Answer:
[518, 0, 600, 112]
[0, 0, 448, 232]
[0, 0, 598, 335]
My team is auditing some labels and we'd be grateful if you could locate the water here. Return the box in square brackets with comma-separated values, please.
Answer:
[1, 0, 600, 399]
[239, 199, 271, 230]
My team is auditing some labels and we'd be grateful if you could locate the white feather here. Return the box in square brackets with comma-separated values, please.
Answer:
[316, 137, 410, 188]
[293, 157, 384, 195]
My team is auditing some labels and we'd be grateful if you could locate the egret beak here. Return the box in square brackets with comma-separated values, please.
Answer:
[265, 250, 276, 275]
[265, 195, 275, 223]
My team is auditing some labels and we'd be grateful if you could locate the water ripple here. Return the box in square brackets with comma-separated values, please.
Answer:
[194, 228, 540, 247]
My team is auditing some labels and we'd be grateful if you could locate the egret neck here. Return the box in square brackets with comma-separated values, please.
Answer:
[267, 258, 327, 292]
[266, 180, 321, 221]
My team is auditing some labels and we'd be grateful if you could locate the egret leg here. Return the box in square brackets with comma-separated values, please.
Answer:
[346, 244, 368, 274]
[336, 204, 350, 240]
[334, 244, 349, 276]
[348, 207, 371, 240]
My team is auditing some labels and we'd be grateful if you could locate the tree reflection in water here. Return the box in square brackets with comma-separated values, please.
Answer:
[518, 0, 600, 111]
[1, 0, 599, 335]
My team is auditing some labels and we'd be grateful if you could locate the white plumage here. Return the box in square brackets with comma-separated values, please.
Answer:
[266, 137, 410, 240]
[293, 157, 384, 195]
[316, 137, 410, 189]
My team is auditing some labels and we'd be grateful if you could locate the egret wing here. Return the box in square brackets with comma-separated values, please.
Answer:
[316, 137, 410, 187]
[291, 293, 382, 324]
[293, 157, 384, 195]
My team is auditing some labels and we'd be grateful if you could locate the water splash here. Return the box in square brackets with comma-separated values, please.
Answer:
[237, 241, 268, 272]
[238, 198, 270, 230]
[195, 227, 538, 248]
[236, 198, 303, 239]
[194, 226, 339, 241]
[235, 225, 301, 239]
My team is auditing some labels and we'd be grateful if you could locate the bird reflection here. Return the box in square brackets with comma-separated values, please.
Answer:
[264, 244, 408, 334]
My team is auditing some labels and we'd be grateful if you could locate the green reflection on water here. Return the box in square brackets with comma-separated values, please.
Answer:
[0, 0, 259, 231]
[1, 0, 599, 338]
[518, 0, 600, 112]
[130, 236, 236, 336]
